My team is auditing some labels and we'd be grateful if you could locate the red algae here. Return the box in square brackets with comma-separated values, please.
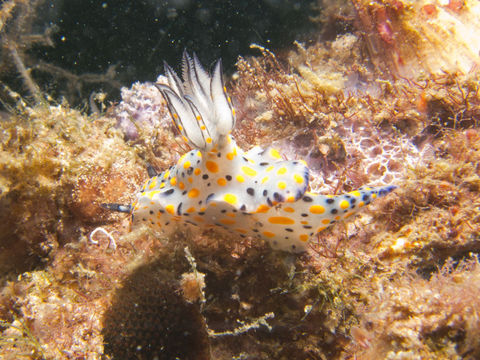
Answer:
[352, 0, 480, 78]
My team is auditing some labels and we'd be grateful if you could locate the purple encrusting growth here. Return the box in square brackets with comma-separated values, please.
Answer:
[113, 76, 171, 140]
[130, 52, 396, 252]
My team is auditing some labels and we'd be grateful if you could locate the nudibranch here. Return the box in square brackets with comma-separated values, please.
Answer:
[125, 52, 396, 253]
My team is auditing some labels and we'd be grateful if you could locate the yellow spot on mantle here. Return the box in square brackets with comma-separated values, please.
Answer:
[224, 193, 237, 205]
[179, 153, 187, 163]
[242, 166, 257, 177]
[339, 200, 350, 210]
[166, 204, 175, 215]
[147, 190, 161, 199]
[293, 174, 304, 184]
[269, 148, 281, 159]
[277, 167, 287, 175]
[148, 180, 157, 190]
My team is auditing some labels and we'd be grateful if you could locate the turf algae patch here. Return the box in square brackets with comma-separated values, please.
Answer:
[0, 104, 143, 277]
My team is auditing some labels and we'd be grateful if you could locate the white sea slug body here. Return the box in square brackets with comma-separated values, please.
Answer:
[130, 52, 396, 253]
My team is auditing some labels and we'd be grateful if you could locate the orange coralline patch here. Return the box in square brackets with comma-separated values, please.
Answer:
[220, 218, 236, 225]
[268, 216, 295, 225]
[206, 161, 219, 173]
[255, 204, 270, 213]
[188, 189, 200, 198]
[309, 205, 324, 214]
[262, 231, 275, 238]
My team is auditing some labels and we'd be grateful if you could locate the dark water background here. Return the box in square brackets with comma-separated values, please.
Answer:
[4, 0, 332, 107]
